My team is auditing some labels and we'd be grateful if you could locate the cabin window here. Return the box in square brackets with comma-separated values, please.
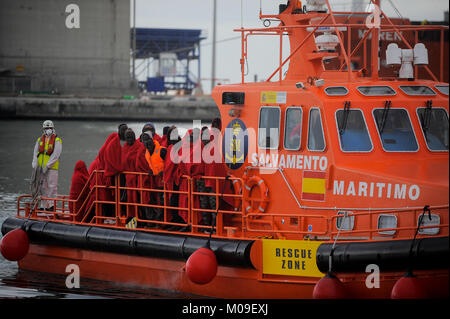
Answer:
[399, 85, 436, 96]
[307, 108, 326, 151]
[336, 211, 354, 231]
[417, 214, 440, 235]
[435, 85, 449, 95]
[284, 107, 302, 150]
[357, 86, 396, 96]
[324, 86, 349, 96]
[417, 108, 449, 151]
[373, 108, 419, 152]
[335, 109, 373, 152]
[377, 214, 397, 235]
[258, 106, 281, 149]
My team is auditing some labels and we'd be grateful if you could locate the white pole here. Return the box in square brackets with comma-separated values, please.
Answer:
[132, 0, 136, 80]
[211, 0, 217, 92]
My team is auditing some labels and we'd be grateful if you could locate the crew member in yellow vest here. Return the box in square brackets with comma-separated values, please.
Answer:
[143, 131, 167, 224]
[32, 120, 62, 211]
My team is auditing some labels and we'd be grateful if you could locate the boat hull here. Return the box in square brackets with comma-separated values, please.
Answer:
[17, 243, 449, 299]
[3, 217, 448, 298]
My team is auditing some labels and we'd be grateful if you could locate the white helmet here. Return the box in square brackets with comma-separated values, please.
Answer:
[43, 120, 54, 129]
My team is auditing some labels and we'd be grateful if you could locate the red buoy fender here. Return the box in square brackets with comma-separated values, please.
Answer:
[391, 273, 428, 299]
[0, 228, 30, 261]
[186, 247, 218, 285]
[312, 272, 348, 299]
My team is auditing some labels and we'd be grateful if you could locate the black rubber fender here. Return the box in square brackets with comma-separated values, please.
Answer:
[1, 217, 255, 268]
[316, 236, 450, 273]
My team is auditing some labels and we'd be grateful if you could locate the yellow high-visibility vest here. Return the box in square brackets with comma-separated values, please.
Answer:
[37, 136, 62, 170]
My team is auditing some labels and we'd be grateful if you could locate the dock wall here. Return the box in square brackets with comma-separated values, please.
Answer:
[0, 96, 220, 121]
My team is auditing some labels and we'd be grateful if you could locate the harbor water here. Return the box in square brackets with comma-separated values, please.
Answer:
[0, 119, 203, 299]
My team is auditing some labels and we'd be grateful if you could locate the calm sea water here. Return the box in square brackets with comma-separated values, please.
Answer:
[0, 119, 204, 299]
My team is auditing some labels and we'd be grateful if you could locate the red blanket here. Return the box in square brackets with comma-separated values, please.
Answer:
[122, 138, 141, 218]
[69, 160, 89, 221]
[90, 132, 122, 203]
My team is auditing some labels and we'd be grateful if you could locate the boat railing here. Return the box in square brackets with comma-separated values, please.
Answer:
[329, 205, 450, 241]
[116, 171, 192, 229]
[190, 175, 245, 236]
[236, 1, 448, 83]
[16, 170, 247, 237]
[16, 170, 448, 242]
[17, 170, 117, 223]
[244, 205, 449, 241]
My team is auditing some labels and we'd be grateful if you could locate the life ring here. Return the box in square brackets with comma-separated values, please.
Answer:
[231, 178, 243, 211]
[243, 176, 269, 214]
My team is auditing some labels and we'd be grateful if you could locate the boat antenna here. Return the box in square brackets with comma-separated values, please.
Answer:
[386, 0, 404, 19]
[241, 0, 244, 28]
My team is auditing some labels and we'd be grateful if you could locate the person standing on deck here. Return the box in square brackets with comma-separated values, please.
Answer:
[142, 122, 162, 144]
[32, 120, 62, 211]
[69, 160, 89, 221]
[143, 132, 167, 224]
[122, 128, 141, 220]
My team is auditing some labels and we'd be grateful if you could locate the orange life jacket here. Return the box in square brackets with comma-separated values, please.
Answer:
[145, 140, 165, 175]
[38, 134, 57, 156]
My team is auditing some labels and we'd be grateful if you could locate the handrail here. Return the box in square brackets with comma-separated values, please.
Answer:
[15, 170, 448, 243]
[235, 7, 448, 84]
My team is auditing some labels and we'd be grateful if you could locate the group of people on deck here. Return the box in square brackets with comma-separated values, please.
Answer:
[69, 119, 232, 232]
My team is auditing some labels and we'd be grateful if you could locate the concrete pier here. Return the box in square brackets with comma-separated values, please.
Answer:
[0, 96, 220, 121]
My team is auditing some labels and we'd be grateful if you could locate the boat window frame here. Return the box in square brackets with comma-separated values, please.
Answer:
[377, 214, 398, 235]
[435, 85, 449, 96]
[372, 107, 420, 153]
[336, 211, 355, 231]
[283, 106, 303, 151]
[417, 213, 440, 235]
[324, 86, 349, 96]
[307, 107, 326, 152]
[416, 107, 449, 152]
[399, 85, 436, 96]
[334, 108, 374, 153]
[357, 85, 397, 96]
[258, 105, 282, 150]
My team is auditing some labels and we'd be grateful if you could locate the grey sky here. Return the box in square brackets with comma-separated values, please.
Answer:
[132, 0, 449, 92]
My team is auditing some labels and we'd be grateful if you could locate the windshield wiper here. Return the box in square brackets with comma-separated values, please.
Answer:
[378, 100, 392, 134]
[339, 101, 351, 136]
[421, 100, 433, 136]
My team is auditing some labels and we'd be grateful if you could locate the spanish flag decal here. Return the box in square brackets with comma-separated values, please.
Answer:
[302, 171, 326, 201]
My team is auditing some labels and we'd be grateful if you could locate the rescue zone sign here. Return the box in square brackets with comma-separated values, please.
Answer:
[262, 239, 324, 278]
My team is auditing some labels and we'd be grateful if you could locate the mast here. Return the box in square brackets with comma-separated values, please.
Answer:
[132, 0, 136, 81]
[371, 0, 381, 79]
[211, 0, 217, 91]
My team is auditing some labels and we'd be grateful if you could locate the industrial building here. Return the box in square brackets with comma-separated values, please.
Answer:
[133, 28, 205, 95]
[0, 0, 134, 96]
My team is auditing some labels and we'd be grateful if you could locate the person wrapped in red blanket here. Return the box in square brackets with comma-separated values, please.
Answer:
[121, 128, 141, 219]
[69, 160, 89, 222]
[87, 124, 127, 220]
